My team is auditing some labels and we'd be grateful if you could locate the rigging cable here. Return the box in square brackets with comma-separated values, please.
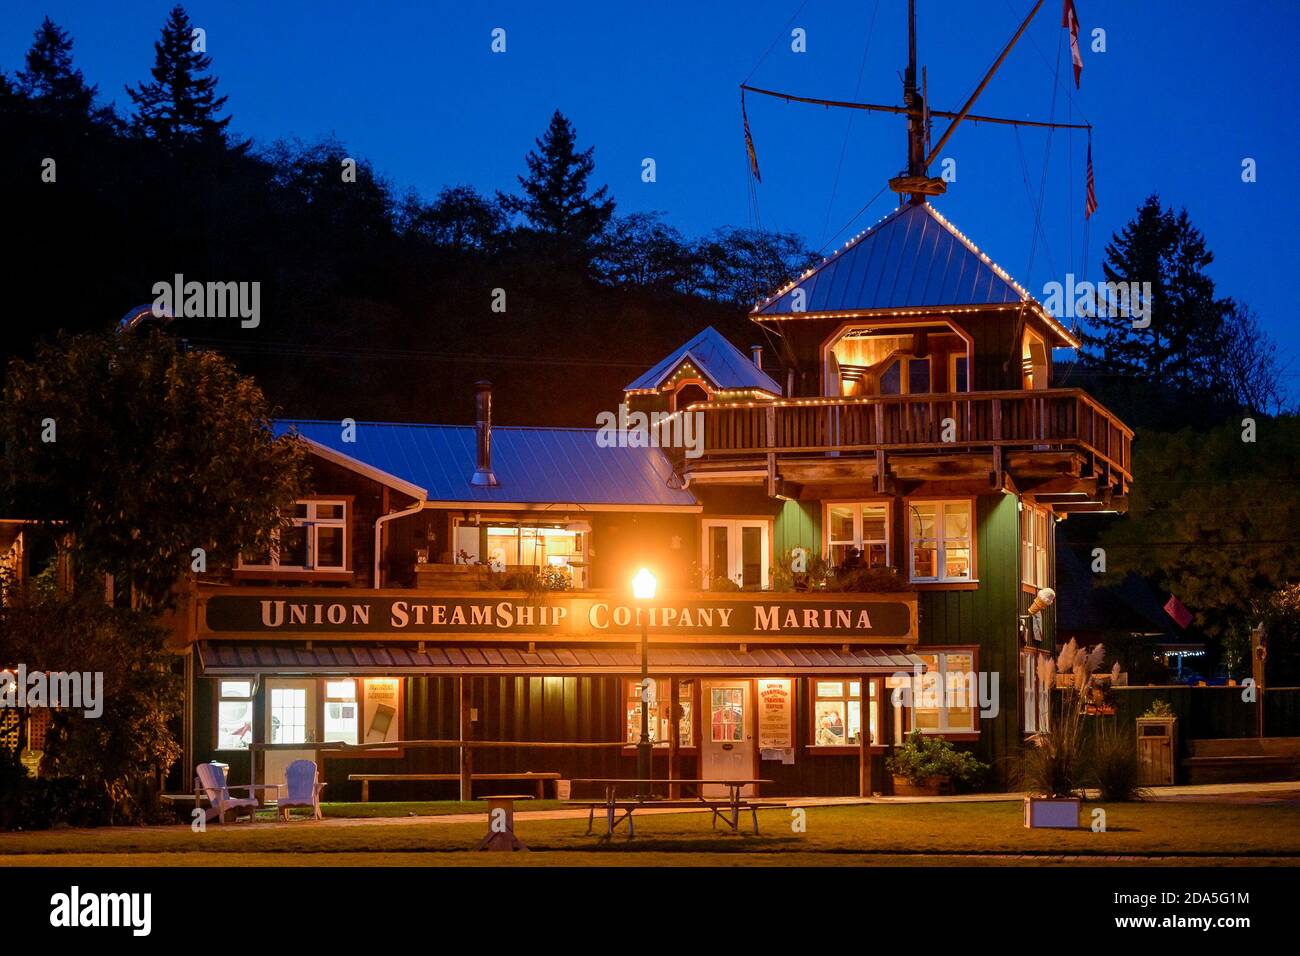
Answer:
[821, 0, 881, 248]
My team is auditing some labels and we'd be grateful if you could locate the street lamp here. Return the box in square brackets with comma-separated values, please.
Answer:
[631, 568, 657, 798]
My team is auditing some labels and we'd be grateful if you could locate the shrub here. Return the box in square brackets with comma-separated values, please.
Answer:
[887, 729, 988, 790]
[1142, 699, 1174, 718]
[1092, 724, 1148, 801]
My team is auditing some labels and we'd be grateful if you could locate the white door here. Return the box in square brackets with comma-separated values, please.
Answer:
[264, 678, 317, 796]
[701, 520, 769, 590]
[701, 681, 754, 798]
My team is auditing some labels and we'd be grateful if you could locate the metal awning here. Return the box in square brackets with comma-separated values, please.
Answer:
[196, 641, 924, 676]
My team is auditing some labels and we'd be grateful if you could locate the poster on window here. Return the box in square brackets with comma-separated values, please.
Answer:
[363, 678, 401, 745]
[757, 678, 793, 750]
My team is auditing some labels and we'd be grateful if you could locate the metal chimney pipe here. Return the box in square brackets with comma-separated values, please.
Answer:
[471, 380, 498, 487]
[751, 345, 763, 369]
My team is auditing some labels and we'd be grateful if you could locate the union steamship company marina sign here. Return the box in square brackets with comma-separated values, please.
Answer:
[202, 592, 916, 640]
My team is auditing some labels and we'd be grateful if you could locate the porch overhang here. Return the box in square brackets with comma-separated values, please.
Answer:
[195, 640, 925, 677]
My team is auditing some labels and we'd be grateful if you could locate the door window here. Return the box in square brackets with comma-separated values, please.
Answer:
[701, 520, 769, 589]
[710, 687, 745, 742]
[270, 687, 307, 744]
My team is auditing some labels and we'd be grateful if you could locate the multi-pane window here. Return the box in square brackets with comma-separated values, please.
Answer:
[812, 680, 878, 746]
[244, 500, 348, 572]
[709, 687, 745, 742]
[625, 679, 694, 747]
[1021, 505, 1052, 588]
[270, 687, 308, 744]
[216, 680, 254, 751]
[913, 652, 977, 735]
[908, 500, 973, 582]
[701, 519, 769, 589]
[826, 503, 890, 569]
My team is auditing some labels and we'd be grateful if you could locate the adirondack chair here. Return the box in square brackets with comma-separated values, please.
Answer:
[195, 762, 262, 824]
[278, 759, 327, 821]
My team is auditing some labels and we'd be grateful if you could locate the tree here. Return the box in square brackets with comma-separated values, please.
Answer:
[498, 110, 614, 262]
[15, 17, 97, 118]
[1221, 300, 1287, 415]
[694, 226, 819, 308]
[0, 332, 308, 606]
[126, 4, 233, 146]
[1099, 416, 1300, 642]
[595, 211, 699, 292]
[403, 184, 506, 252]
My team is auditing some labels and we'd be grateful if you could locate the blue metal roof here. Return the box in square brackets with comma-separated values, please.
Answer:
[625, 326, 782, 394]
[274, 420, 698, 508]
[752, 202, 1034, 317]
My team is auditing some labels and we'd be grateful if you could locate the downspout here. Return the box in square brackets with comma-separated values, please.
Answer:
[374, 498, 426, 589]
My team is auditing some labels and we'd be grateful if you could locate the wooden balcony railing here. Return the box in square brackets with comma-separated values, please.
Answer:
[681, 389, 1133, 481]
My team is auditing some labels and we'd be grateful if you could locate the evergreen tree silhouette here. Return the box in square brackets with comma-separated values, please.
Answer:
[126, 5, 232, 146]
[16, 17, 97, 119]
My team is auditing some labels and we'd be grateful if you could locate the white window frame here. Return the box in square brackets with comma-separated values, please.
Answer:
[701, 519, 770, 589]
[242, 499, 349, 572]
[907, 499, 974, 583]
[912, 650, 979, 736]
[824, 502, 891, 568]
[1022, 650, 1051, 734]
[216, 679, 254, 752]
[1021, 504, 1052, 588]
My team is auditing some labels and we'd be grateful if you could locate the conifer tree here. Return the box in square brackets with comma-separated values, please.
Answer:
[16, 17, 97, 118]
[126, 5, 232, 146]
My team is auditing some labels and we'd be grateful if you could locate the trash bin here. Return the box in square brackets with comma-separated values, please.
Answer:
[1135, 716, 1177, 786]
[555, 779, 571, 800]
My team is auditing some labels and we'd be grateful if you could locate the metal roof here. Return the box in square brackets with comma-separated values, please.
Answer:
[625, 326, 782, 394]
[275, 420, 697, 509]
[753, 202, 1045, 319]
[197, 640, 924, 675]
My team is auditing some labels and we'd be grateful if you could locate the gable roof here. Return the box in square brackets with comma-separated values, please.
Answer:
[625, 326, 782, 394]
[751, 202, 1078, 347]
[276, 420, 698, 510]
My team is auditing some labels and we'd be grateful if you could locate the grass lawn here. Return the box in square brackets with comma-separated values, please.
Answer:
[3, 799, 1300, 866]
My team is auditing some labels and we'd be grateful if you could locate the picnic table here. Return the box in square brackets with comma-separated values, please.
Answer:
[567, 778, 781, 836]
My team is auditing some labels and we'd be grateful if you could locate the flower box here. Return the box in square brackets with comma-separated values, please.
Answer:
[890, 774, 948, 797]
[1023, 795, 1081, 829]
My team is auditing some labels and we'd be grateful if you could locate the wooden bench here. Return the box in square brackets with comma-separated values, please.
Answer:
[1181, 737, 1300, 784]
[566, 798, 788, 836]
[347, 772, 560, 801]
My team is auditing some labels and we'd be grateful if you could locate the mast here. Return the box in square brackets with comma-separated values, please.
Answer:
[890, 0, 946, 204]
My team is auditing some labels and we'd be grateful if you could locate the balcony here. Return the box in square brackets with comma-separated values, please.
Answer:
[679, 389, 1132, 508]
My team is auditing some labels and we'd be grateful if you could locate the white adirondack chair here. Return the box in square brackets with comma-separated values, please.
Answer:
[278, 759, 326, 821]
[195, 762, 261, 824]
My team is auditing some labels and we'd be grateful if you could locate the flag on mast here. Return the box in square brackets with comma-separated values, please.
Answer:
[1085, 139, 1098, 218]
[1063, 0, 1083, 88]
[742, 93, 762, 183]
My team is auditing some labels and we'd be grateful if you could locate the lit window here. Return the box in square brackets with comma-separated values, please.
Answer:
[913, 652, 977, 735]
[909, 500, 973, 583]
[1022, 651, 1051, 734]
[1021, 505, 1052, 588]
[701, 519, 769, 589]
[243, 500, 348, 572]
[826, 503, 890, 569]
[626, 679, 694, 748]
[270, 687, 307, 744]
[709, 686, 745, 742]
[456, 521, 587, 587]
[812, 680, 878, 746]
[323, 679, 359, 746]
[217, 680, 253, 751]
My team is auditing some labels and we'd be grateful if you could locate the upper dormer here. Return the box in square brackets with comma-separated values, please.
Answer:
[749, 202, 1076, 398]
[624, 325, 782, 414]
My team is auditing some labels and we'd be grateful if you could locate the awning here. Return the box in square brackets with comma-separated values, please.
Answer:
[196, 641, 924, 676]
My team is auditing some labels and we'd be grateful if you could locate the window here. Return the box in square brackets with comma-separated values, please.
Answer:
[270, 687, 308, 744]
[949, 354, 969, 392]
[625, 679, 694, 748]
[701, 519, 769, 589]
[217, 680, 254, 751]
[908, 500, 974, 583]
[1023, 650, 1051, 734]
[243, 499, 348, 572]
[709, 686, 745, 741]
[1021, 504, 1052, 588]
[826, 503, 890, 569]
[811, 679, 878, 746]
[908, 357, 931, 394]
[913, 651, 977, 735]
[455, 520, 587, 587]
[323, 679, 359, 746]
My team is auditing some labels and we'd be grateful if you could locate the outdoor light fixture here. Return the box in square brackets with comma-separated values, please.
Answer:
[632, 567, 657, 600]
[631, 567, 657, 797]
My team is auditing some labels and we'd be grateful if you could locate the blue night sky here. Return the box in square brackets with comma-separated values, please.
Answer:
[4, 0, 1297, 370]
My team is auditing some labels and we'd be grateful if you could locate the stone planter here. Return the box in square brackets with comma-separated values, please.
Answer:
[1023, 795, 1081, 829]
[890, 774, 948, 797]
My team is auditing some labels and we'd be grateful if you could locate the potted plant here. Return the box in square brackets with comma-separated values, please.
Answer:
[887, 729, 988, 796]
[1022, 639, 1104, 828]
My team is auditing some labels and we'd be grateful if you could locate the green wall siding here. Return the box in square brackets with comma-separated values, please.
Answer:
[774, 499, 821, 557]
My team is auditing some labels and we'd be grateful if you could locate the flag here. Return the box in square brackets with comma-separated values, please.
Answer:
[1085, 140, 1098, 218]
[1164, 595, 1193, 629]
[1062, 0, 1083, 88]
[742, 95, 762, 183]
